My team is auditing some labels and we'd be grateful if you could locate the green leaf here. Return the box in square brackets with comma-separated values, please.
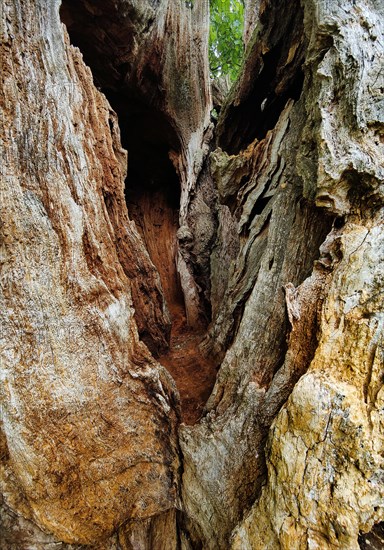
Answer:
[209, 0, 244, 81]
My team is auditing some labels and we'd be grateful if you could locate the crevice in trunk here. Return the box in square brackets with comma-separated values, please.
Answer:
[217, 0, 306, 155]
[60, 5, 217, 426]
[359, 522, 384, 550]
[108, 88, 184, 324]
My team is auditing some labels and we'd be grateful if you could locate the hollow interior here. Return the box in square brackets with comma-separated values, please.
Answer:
[217, 0, 306, 154]
[109, 94, 217, 425]
[60, 6, 217, 424]
[110, 92, 217, 425]
[109, 89, 184, 316]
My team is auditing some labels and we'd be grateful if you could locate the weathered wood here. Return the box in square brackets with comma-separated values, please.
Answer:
[181, 1, 383, 549]
[1, 0, 383, 548]
[180, 0, 384, 548]
[61, 0, 213, 328]
[0, 0, 180, 544]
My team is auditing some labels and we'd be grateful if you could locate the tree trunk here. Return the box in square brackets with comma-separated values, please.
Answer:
[1, 0, 383, 549]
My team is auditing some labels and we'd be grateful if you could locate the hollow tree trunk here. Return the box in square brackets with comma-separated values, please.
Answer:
[1, 0, 383, 549]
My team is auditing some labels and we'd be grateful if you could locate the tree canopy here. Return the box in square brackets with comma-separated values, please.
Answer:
[209, 0, 244, 82]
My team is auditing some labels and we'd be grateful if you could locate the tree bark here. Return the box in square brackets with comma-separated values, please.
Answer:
[1, 0, 383, 549]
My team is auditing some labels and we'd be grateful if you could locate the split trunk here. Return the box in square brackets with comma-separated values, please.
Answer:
[1, 1, 383, 549]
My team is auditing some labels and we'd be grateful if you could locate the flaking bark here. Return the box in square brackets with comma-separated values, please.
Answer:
[1, 0, 383, 548]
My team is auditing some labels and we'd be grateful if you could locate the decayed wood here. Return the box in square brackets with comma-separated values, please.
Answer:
[0, 0, 180, 544]
[61, 0, 213, 328]
[1, 0, 383, 548]
[180, 0, 384, 547]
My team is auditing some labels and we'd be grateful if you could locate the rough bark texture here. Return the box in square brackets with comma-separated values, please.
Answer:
[231, 218, 384, 549]
[180, 0, 384, 547]
[1, 0, 383, 548]
[243, 0, 260, 47]
[228, 0, 384, 545]
[61, 0, 213, 330]
[0, 0, 181, 545]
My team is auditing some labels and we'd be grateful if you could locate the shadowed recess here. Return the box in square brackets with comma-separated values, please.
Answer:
[60, 2, 217, 425]
[217, 0, 306, 154]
